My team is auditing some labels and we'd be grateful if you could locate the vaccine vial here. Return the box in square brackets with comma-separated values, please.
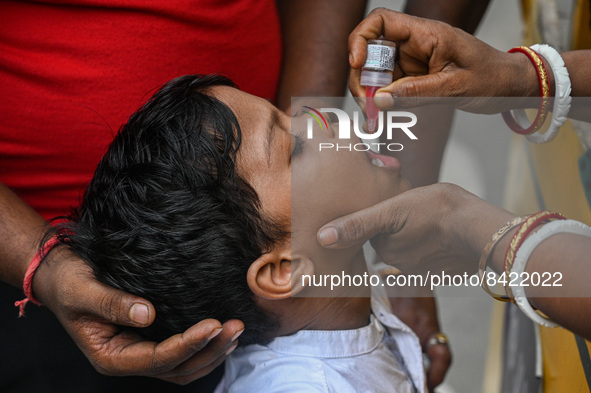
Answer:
[360, 39, 396, 133]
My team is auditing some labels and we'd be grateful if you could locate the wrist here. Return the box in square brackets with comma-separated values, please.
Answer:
[505, 52, 540, 98]
[2, 234, 42, 289]
[32, 245, 73, 309]
[438, 185, 485, 265]
[453, 192, 517, 269]
[15, 236, 62, 316]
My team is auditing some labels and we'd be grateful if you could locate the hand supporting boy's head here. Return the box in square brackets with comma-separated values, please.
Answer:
[51, 74, 409, 345]
[54, 75, 290, 345]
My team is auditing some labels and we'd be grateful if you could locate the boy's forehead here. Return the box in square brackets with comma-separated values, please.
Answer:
[213, 86, 278, 172]
[210, 85, 264, 113]
[212, 85, 280, 158]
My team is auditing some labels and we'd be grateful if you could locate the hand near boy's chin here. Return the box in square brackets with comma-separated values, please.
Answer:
[33, 246, 243, 385]
[316, 183, 505, 274]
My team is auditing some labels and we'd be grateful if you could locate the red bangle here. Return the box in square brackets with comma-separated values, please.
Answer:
[503, 211, 566, 299]
[14, 236, 59, 317]
[501, 46, 551, 135]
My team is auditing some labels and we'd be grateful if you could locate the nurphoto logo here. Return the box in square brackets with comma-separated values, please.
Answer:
[305, 107, 417, 152]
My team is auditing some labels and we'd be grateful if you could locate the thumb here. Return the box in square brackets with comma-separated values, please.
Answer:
[317, 197, 405, 249]
[375, 74, 450, 109]
[87, 280, 156, 327]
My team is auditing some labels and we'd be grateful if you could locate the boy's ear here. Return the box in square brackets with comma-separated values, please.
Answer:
[247, 245, 314, 300]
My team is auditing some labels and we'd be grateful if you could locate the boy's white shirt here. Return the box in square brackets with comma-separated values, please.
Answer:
[213, 286, 426, 393]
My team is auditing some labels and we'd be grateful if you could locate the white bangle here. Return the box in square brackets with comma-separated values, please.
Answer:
[524, 44, 572, 144]
[511, 219, 591, 327]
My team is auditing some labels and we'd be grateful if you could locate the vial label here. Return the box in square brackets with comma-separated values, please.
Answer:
[365, 44, 395, 72]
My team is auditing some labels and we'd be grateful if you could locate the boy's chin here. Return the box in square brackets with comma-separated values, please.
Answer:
[399, 177, 412, 193]
[378, 176, 411, 203]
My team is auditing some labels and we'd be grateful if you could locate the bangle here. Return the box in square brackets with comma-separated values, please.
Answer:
[14, 236, 59, 317]
[511, 219, 591, 327]
[479, 216, 527, 302]
[526, 44, 572, 144]
[504, 211, 566, 299]
[501, 46, 551, 135]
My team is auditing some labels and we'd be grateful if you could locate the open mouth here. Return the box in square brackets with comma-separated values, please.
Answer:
[366, 150, 401, 170]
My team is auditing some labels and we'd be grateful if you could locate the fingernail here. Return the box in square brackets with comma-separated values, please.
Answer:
[208, 327, 223, 341]
[226, 342, 238, 356]
[231, 329, 245, 342]
[318, 226, 338, 246]
[129, 303, 149, 325]
[375, 92, 394, 107]
[349, 53, 354, 65]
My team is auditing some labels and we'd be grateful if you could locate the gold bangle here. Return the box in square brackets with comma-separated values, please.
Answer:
[479, 216, 527, 302]
[525, 47, 551, 132]
[504, 211, 565, 299]
[502, 46, 551, 135]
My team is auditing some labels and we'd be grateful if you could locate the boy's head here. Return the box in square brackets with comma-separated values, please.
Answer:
[53, 74, 409, 345]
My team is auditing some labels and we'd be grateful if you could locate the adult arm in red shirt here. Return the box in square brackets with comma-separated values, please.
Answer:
[275, 0, 367, 113]
[0, 182, 243, 384]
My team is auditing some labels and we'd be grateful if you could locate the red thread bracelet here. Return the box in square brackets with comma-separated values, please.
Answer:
[15, 236, 59, 317]
[501, 46, 551, 135]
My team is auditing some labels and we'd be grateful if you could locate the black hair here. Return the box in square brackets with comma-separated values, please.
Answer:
[49, 74, 286, 345]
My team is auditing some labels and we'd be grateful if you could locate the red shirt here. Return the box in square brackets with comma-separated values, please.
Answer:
[0, 0, 282, 220]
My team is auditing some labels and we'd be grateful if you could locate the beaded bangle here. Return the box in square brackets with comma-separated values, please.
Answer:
[501, 46, 551, 135]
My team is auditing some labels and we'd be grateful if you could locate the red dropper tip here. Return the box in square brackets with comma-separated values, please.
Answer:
[365, 86, 380, 133]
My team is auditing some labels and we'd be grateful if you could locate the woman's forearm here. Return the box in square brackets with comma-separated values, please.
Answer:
[488, 228, 591, 339]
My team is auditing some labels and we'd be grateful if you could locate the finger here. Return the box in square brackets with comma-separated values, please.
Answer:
[350, 9, 431, 67]
[349, 67, 365, 99]
[100, 318, 226, 376]
[156, 338, 239, 385]
[317, 196, 406, 248]
[349, 9, 413, 69]
[155, 319, 244, 380]
[47, 255, 156, 327]
[156, 347, 229, 385]
[148, 319, 233, 373]
[426, 343, 452, 390]
[56, 257, 155, 327]
[348, 10, 385, 68]
[81, 279, 156, 327]
[374, 74, 453, 108]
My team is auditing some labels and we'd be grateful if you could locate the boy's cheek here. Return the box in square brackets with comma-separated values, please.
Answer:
[292, 147, 390, 221]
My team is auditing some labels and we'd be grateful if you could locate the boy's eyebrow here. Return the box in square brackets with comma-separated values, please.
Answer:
[265, 109, 280, 166]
